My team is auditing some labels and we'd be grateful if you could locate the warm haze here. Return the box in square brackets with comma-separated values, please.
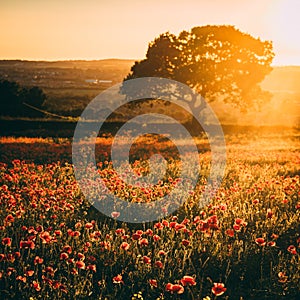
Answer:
[0, 0, 300, 65]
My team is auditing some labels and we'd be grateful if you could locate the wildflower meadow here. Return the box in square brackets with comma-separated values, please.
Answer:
[0, 131, 299, 299]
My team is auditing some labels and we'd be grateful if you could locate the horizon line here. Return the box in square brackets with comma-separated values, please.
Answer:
[0, 57, 299, 68]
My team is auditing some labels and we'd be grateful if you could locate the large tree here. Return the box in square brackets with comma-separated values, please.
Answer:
[123, 25, 274, 115]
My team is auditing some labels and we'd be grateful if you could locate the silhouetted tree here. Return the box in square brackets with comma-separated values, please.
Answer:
[123, 25, 274, 118]
[0, 80, 21, 116]
[0, 79, 46, 117]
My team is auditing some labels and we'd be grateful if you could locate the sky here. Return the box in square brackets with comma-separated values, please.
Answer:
[0, 0, 300, 65]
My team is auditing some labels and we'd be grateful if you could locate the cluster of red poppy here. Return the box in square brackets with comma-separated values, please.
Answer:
[0, 134, 299, 299]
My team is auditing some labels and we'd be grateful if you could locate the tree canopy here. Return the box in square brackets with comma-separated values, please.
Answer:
[123, 25, 274, 112]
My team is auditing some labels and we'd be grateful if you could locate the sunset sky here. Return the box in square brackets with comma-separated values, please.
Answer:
[0, 0, 299, 65]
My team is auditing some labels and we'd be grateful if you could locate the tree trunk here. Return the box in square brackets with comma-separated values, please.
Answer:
[187, 92, 206, 136]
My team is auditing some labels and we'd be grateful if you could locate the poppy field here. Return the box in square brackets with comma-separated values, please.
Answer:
[0, 131, 299, 299]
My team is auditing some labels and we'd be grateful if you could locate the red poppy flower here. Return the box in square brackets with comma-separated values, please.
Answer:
[212, 282, 227, 296]
[115, 228, 125, 235]
[278, 272, 288, 283]
[162, 220, 169, 227]
[182, 239, 190, 246]
[172, 284, 185, 294]
[235, 218, 247, 227]
[198, 220, 210, 232]
[255, 238, 266, 246]
[219, 203, 227, 211]
[32, 280, 41, 291]
[287, 245, 297, 255]
[87, 264, 96, 272]
[120, 242, 130, 251]
[175, 223, 186, 231]
[77, 252, 85, 260]
[60, 252, 69, 260]
[72, 231, 81, 237]
[67, 257, 74, 264]
[93, 230, 102, 238]
[149, 279, 158, 288]
[154, 222, 164, 230]
[165, 283, 173, 292]
[235, 218, 243, 225]
[233, 224, 241, 232]
[169, 221, 177, 228]
[180, 275, 196, 286]
[54, 230, 62, 236]
[266, 209, 273, 218]
[166, 283, 184, 294]
[132, 233, 141, 240]
[111, 211, 120, 218]
[139, 238, 149, 246]
[2, 237, 12, 247]
[154, 260, 163, 268]
[225, 229, 234, 237]
[34, 256, 43, 264]
[193, 216, 201, 224]
[145, 229, 153, 236]
[75, 222, 82, 229]
[26, 270, 34, 277]
[62, 245, 72, 254]
[39, 231, 52, 243]
[20, 240, 35, 249]
[35, 225, 44, 233]
[5, 214, 14, 224]
[85, 222, 93, 229]
[143, 256, 151, 264]
[153, 234, 161, 242]
[17, 275, 27, 283]
[113, 274, 123, 284]
[75, 261, 85, 269]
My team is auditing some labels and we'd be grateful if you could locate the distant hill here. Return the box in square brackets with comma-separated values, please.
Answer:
[1, 58, 299, 91]
[0, 59, 136, 87]
[0, 59, 136, 70]
[262, 66, 300, 93]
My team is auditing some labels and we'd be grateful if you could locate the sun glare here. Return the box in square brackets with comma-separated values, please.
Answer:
[272, 0, 300, 53]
